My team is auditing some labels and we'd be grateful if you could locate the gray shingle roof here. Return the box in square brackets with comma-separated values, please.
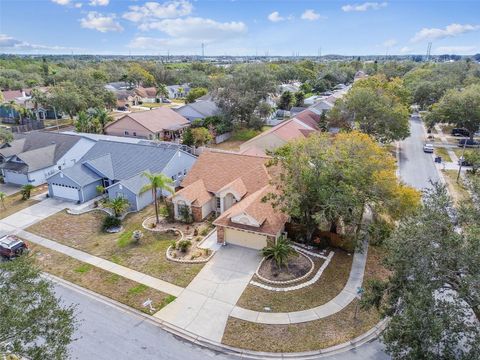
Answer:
[61, 164, 101, 186]
[176, 100, 219, 118]
[118, 172, 151, 195]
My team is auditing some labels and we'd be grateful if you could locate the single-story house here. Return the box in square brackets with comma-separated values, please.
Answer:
[167, 84, 190, 99]
[309, 99, 334, 114]
[134, 87, 158, 103]
[290, 106, 307, 116]
[104, 107, 190, 142]
[47, 140, 197, 210]
[170, 150, 287, 249]
[0, 132, 95, 186]
[175, 100, 220, 122]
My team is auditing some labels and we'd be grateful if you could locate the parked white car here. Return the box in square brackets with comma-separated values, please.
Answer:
[423, 143, 434, 153]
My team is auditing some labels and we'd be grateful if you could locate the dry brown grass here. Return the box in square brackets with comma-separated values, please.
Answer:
[31, 243, 175, 313]
[222, 244, 388, 352]
[26, 205, 204, 287]
[0, 184, 47, 220]
[442, 170, 471, 204]
[236, 250, 353, 312]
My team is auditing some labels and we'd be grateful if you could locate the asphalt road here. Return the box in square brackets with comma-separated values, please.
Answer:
[398, 116, 440, 190]
[57, 117, 439, 360]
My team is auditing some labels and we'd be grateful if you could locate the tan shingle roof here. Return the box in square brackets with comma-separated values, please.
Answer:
[173, 179, 212, 206]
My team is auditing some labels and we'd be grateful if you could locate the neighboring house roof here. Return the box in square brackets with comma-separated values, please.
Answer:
[84, 154, 115, 179]
[135, 87, 157, 98]
[0, 132, 83, 172]
[309, 100, 334, 114]
[239, 145, 268, 157]
[290, 106, 307, 114]
[180, 151, 271, 196]
[175, 100, 219, 119]
[1, 89, 32, 103]
[213, 185, 288, 236]
[294, 110, 321, 130]
[196, 94, 213, 102]
[105, 107, 190, 133]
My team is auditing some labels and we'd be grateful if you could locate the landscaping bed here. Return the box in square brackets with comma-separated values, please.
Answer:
[257, 251, 312, 282]
[222, 245, 389, 352]
[26, 205, 205, 287]
[236, 250, 352, 312]
[31, 243, 175, 314]
[0, 184, 47, 220]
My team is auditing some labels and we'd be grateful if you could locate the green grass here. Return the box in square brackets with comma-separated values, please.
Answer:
[435, 147, 452, 162]
[74, 264, 92, 274]
[128, 284, 148, 295]
[117, 230, 133, 248]
[161, 295, 176, 307]
[231, 128, 262, 141]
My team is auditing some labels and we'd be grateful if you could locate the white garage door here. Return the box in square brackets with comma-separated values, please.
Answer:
[4, 171, 29, 185]
[51, 184, 80, 201]
[225, 228, 267, 250]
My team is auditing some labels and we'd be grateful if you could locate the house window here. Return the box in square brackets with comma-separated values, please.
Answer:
[216, 197, 221, 209]
[177, 171, 182, 177]
[172, 175, 177, 181]
[124, 131, 129, 136]
[183, 169, 187, 175]
[133, 132, 137, 137]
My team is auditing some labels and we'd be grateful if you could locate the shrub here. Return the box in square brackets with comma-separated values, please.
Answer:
[193, 227, 198, 236]
[170, 240, 177, 250]
[261, 236, 295, 269]
[179, 205, 193, 224]
[195, 236, 201, 242]
[367, 217, 394, 246]
[21, 184, 34, 200]
[102, 215, 121, 231]
[177, 240, 192, 252]
[199, 227, 209, 236]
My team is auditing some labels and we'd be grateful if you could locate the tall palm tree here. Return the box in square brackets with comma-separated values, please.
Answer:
[155, 83, 169, 102]
[141, 172, 174, 224]
[21, 184, 35, 200]
[93, 108, 113, 134]
[104, 197, 130, 217]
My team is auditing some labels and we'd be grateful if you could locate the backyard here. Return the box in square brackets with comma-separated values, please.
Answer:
[26, 204, 205, 287]
[209, 127, 270, 151]
[222, 245, 389, 352]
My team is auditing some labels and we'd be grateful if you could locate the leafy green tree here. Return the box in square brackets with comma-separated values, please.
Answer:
[182, 127, 194, 146]
[0, 128, 13, 144]
[127, 63, 155, 87]
[362, 184, 480, 359]
[261, 237, 295, 269]
[426, 84, 480, 140]
[186, 87, 208, 103]
[0, 255, 77, 359]
[463, 149, 480, 174]
[104, 196, 130, 217]
[294, 91, 305, 107]
[21, 184, 34, 200]
[191, 127, 213, 146]
[278, 91, 294, 110]
[141, 172, 174, 224]
[92, 108, 113, 132]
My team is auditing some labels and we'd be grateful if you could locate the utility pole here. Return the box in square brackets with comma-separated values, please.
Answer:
[457, 139, 468, 182]
[426, 42, 432, 62]
[201, 42, 205, 58]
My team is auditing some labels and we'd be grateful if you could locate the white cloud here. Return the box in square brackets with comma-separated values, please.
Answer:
[51, 0, 71, 5]
[80, 12, 124, 32]
[383, 38, 397, 47]
[74, 3, 82, 8]
[301, 9, 323, 21]
[123, 1, 193, 22]
[89, 0, 109, 6]
[399, 46, 412, 53]
[435, 45, 476, 54]
[0, 34, 81, 52]
[138, 17, 247, 42]
[411, 23, 480, 43]
[267, 11, 284, 22]
[341, 2, 387, 12]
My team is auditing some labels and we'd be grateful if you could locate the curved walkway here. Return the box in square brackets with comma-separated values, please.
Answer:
[230, 240, 368, 324]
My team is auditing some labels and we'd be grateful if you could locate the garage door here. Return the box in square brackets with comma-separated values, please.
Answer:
[51, 184, 80, 201]
[4, 171, 29, 185]
[224, 228, 267, 250]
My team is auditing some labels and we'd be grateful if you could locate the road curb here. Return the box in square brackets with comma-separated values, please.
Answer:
[45, 273, 387, 359]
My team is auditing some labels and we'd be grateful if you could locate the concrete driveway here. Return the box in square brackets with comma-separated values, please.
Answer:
[154, 244, 261, 342]
[0, 183, 21, 196]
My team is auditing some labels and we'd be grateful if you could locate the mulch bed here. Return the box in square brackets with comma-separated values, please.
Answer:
[258, 252, 311, 282]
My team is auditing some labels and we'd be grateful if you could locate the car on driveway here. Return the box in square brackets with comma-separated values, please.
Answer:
[451, 128, 470, 137]
[0, 235, 28, 259]
[458, 139, 480, 148]
[423, 143, 434, 153]
[458, 157, 473, 166]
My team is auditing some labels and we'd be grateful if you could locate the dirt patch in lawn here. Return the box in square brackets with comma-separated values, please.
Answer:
[0, 184, 47, 220]
[222, 245, 388, 352]
[31, 243, 174, 313]
[236, 250, 353, 312]
[26, 205, 204, 287]
[258, 252, 312, 282]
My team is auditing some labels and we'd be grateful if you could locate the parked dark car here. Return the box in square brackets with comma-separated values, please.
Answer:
[0, 235, 28, 259]
[458, 157, 473, 166]
[451, 128, 470, 137]
[458, 139, 480, 148]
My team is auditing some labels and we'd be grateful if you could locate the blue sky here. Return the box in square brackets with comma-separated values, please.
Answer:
[0, 0, 479, 55]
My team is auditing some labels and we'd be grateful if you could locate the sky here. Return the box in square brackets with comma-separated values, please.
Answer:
[0, 0, 479, 56]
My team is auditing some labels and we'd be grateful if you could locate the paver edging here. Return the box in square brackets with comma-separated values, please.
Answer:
[165, 244, 215, 264]
[48, 271, 388, 360]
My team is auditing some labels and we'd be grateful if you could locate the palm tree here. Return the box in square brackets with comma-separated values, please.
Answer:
[0, 191, 6, 209]
[156, 83, 169, 102]
[104, 197, 130, 217]
[140, 172, 174, 224]
[261, 237, 295, 270]
[93, 108, 113, 134]
[21, 184, 35, 200]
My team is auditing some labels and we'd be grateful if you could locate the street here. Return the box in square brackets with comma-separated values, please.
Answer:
[398, 116, 440, 189]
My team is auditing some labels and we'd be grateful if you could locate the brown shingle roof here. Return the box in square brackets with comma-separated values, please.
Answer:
[173, 179, 212, 206]
[105, 107, 189, 132]
[213, 185, 288, 236]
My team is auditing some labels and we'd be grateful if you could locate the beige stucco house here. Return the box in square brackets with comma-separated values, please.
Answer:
[104, 107, 190, 142]
[169, 150, 288, 249]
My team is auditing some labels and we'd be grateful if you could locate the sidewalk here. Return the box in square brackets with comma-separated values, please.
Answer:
[17, 230, 184, 297]
[230, 240, 368, 324]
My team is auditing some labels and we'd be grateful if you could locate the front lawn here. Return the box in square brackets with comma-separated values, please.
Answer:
[31, 243, 174, 313]
[236, 250, 353, 312]
[441, 170, 471, 204]
[222, 245, 389, 352]
[26, 205, 204, 287]
[0, 184, 47, 220]
[435, 147, 452, 162]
